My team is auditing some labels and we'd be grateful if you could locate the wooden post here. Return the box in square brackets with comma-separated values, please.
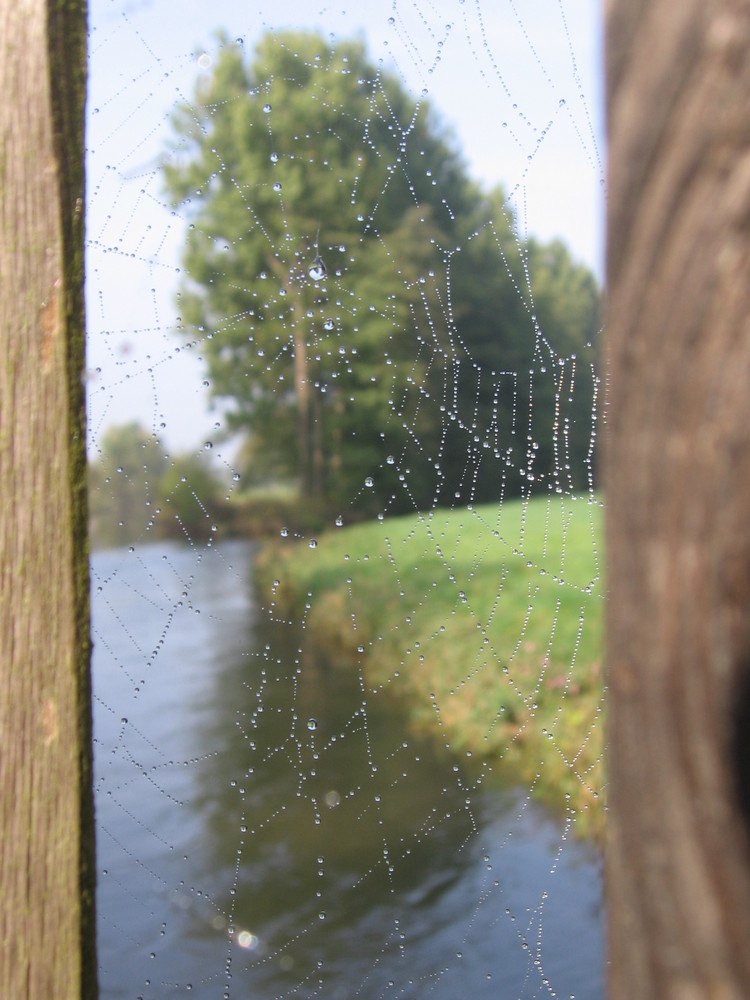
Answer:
[605, 0, 750, 995]
[0, 1, 95, 998]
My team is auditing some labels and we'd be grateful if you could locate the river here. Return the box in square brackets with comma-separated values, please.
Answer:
[92, 540, 604, 999]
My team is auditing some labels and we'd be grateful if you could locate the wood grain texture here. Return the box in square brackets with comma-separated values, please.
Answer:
[0, 1, 94, 997]
[605, 0, 750, 995]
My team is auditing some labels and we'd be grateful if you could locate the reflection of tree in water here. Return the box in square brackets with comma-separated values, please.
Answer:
[89, 541, 602, 999]
[190, 591, 482, 989]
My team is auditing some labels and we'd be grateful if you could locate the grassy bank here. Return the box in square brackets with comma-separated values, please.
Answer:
[255, 494, 606, 839]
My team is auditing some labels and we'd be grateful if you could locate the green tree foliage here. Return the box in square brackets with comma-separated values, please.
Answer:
[89, 423, 226, 547]
[444, 193, 602, 503]
[523, 238, 602, 494]
[88, 422, 168, 547]
[163, 30, 601, 515]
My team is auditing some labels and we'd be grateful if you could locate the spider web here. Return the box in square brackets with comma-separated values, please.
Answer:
[87, 1, 606, 998]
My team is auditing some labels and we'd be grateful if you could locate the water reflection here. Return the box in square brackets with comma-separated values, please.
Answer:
[93, 541, 603, 999]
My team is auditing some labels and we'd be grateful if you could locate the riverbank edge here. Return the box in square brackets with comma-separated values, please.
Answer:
[252, 512, 605, 844]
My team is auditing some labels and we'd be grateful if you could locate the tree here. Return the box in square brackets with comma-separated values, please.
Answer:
[88, 422, 169, 548]
[0, 1, 96, 997]
[158, 451, 227, 539]
[164, 30, 601, 517]
[88, 422, 228, 547]
[605, 0, 750, 995]
[522, 237, 601, 494]
[447, 193, 601, 502]
[163, 31, 473, 512]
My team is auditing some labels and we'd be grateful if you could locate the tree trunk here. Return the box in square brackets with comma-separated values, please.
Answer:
[292, 324, 315, 497]
[310, 386, 325, 498]
[269, 254, 324, 501]
[0, 2, 95, 998]
[605, 0, 750, 995]
[292, 322, 326, 500]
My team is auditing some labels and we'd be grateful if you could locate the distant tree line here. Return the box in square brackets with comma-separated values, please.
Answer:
[88, 422, 227, 548]
[161, 29, 601, 518]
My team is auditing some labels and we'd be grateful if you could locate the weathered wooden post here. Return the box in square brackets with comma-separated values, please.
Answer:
[605, 0, 750, 995]
[0, 1, 96, 997]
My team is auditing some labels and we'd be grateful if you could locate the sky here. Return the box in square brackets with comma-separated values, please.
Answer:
[86, 0, 605, 459]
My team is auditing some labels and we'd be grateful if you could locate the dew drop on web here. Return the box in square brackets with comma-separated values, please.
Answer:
[308, 255, 327, 281]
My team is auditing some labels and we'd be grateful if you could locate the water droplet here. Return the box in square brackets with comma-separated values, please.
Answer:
[269, 152, 278, 163]
[364, 476, 374, 488]
[308, 255, 327, 281]
[309, 538, 317, 549]
[323, 318, 334, 331]
[273, 181, 282, 192]
[262, 103, 272, 113]
[307, 718, 318, 731]
[204, 441, 212, 450]
[335, 515, 343, 527]
[280, 527, 288, 537]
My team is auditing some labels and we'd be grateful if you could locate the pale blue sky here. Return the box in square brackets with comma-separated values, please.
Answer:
[86, 0, 604, 458]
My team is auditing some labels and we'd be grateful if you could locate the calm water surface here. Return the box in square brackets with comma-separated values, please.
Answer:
[92, 540, 604, 999]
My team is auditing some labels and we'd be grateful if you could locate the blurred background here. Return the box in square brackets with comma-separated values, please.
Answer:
[87, 3, 607, 998]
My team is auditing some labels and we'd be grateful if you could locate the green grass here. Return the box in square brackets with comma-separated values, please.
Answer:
[255, 494, 606, 839]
